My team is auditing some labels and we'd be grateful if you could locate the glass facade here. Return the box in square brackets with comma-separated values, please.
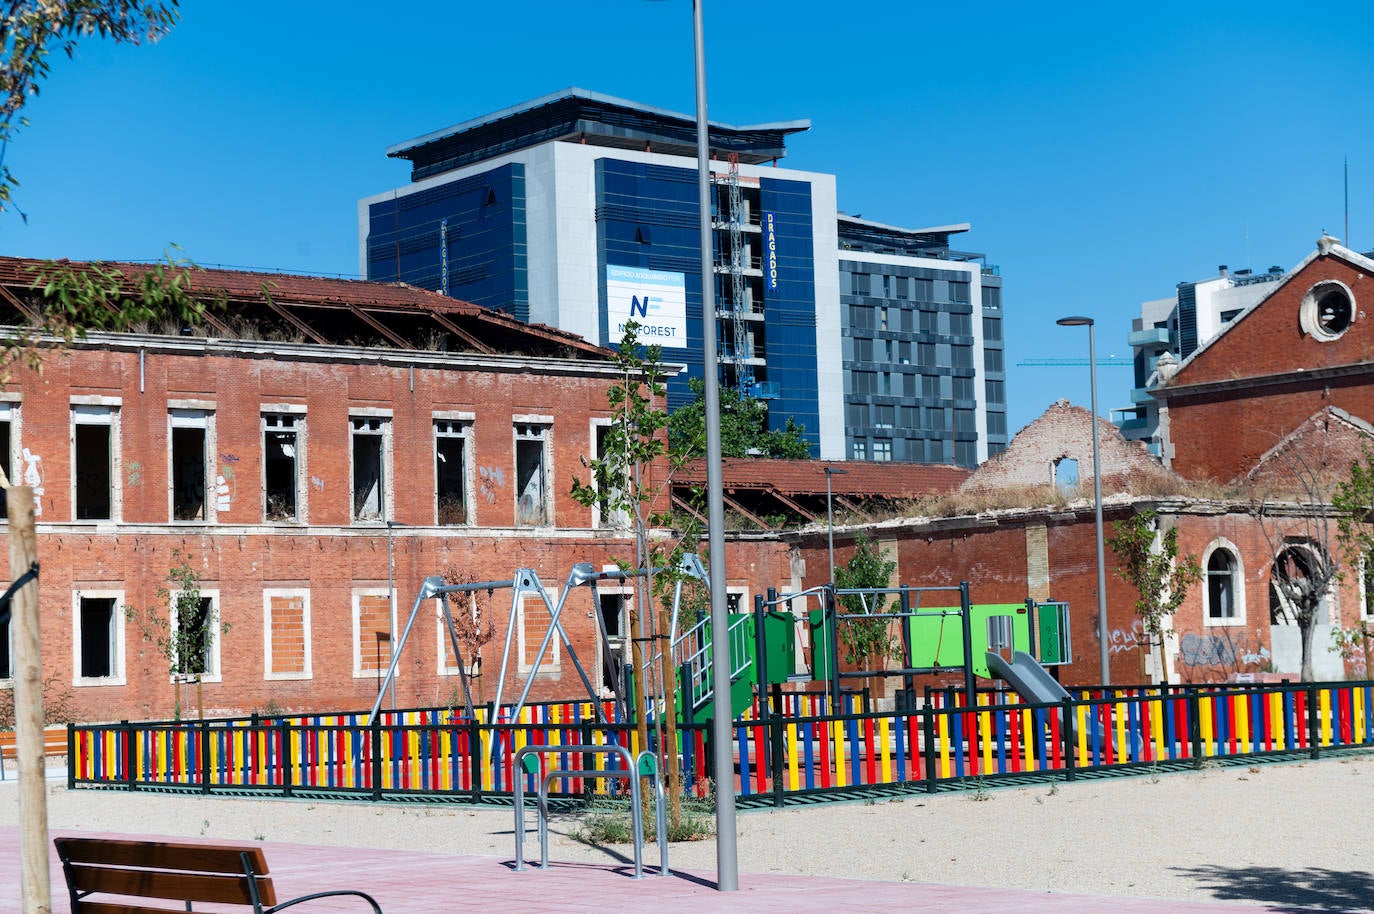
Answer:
[840, 259, 995, 467]
[594, 160, 820, 452]
[366, 163, 529, 320]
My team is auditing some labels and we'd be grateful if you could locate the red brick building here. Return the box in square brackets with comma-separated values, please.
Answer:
[0, 258, 799, 721]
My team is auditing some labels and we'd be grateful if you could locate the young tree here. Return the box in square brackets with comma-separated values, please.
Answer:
[1331, 447, 1374, 678]
[1250, 438, 1351, 683]
[668, 377, 812, 459]
[570, 321, 705, 831]
[833, 534, 898, 668]
[1108, 509, 1202, 683]
[2, 1, 180, 215]
[440, 567, 495, 706]
[127, 550, 227, 719]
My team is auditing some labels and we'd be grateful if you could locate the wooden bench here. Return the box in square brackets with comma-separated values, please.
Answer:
[0, 727, 68, 760]
[54, 836, 383, 913]
[0, 727, 67, 778]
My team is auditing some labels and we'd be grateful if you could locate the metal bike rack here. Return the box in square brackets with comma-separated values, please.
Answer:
[513, 745, 668, 879]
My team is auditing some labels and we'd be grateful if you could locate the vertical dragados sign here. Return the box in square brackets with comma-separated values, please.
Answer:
[605, 265, 688, 348]
[763, 211, 779, 292]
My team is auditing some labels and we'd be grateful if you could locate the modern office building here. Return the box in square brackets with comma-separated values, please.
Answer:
[837, 216, 1005, 466]
[360, 89, 1001, 466]
[1116, 264, 1284, 456]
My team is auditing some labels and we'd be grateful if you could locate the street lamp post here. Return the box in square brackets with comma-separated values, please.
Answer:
[825, 467, 848, 583]
[1056, 316, 1110, 686]
[645, 0, 738, 890]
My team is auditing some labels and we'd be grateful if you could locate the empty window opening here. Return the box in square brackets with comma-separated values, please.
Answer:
[351, 417, 388, 522]
[0, 610, 11, 679]
[169, 406, 208, 519]
[73, 407, 114, 521]
[1207, 549, 1238, 620]
[435, 420, 468, 525]
[597, 592, 626, 694]
[1053, 457, 1079, 493]
[79, 596, 117, 679]
[0, 403, 12, 518]
[515, 424, 549, 526]
[174, 596, 216, 677]
[264, 414, 300, 521]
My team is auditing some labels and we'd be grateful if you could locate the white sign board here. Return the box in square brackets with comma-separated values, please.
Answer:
[605, 265, 687, 348]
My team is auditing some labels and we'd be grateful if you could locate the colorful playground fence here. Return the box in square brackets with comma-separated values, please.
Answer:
[67, 681, 1374, 808]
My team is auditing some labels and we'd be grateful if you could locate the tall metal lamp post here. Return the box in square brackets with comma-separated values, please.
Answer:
[646, 0, 738, 890]
[825, 466, 848, 583]
[1056, 316, 1110, 686]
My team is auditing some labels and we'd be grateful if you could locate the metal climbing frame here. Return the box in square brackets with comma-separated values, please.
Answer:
[758, 582, 976, 706]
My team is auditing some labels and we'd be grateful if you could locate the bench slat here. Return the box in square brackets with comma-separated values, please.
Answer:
[57, 837, 270, 876]
[64, 863, 266, 906]
[67, 902, 190, 914]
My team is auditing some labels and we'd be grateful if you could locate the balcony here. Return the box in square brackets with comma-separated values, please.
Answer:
[1130, 387, 1156, 405]
[1128, 327, 1172, 348]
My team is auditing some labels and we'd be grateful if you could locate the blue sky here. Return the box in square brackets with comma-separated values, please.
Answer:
[4, 1, 1373, 438]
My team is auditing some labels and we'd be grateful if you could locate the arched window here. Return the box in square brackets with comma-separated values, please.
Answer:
[1203, 540, 1245, 626]
[1206, 549, 1237, 620]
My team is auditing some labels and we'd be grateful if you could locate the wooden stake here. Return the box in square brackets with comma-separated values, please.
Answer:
[10, 486, 51, 914]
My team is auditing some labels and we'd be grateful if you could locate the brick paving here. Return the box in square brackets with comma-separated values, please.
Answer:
[0, 826, 1335, 913]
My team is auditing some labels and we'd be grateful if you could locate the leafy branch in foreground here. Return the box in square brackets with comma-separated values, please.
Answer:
[2, 1, 180, 215]
[3, 249, 210, 381]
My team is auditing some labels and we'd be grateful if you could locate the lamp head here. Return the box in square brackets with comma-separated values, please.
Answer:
[1056, 316, 1094, 327]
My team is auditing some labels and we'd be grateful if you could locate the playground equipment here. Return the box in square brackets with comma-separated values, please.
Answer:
[368, 557, 708, 727]
[985, 650, 1072, 705]
[513, 744, 668, 879]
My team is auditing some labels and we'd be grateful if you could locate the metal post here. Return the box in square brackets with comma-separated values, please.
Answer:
[691, 0, 737, 890]
[1057, 316, 1111, 686]
[825, 467, 847, 583]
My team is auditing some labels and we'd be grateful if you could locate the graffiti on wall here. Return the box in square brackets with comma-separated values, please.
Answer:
[1109, 619, 1146, 654]
[478, 465, 504, 505]
[1177, 628, 1271, 672]
[21, 447, 42, 516]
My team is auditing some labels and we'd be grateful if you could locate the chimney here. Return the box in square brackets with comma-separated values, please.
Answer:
[1218, 264, 1228, 278]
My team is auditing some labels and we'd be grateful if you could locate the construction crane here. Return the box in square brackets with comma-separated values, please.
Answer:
[1017, 357, 1132, 367]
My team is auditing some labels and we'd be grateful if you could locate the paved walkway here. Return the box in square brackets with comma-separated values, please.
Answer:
[1, 827, 1348, 913]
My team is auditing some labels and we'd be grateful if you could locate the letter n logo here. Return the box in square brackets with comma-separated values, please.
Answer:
[630, 294, 650, 318]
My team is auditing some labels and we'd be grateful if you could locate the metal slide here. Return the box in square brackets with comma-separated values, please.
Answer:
[983, 650, 1071, 705]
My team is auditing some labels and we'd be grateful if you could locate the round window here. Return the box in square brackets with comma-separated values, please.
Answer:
[1300, 280, 1357, 341]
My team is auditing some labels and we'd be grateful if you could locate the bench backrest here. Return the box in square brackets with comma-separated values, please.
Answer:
[55, 837, 277, 911]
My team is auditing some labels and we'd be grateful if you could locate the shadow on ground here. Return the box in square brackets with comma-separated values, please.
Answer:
[1171, 865, 1374, 913]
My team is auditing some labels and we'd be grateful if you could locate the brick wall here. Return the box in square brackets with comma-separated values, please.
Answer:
[0, 338, 704, 721]
[1163, 252, 1374, 483]
[961, 399, 1173, 494]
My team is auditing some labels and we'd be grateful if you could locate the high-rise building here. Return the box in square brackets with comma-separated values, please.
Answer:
[1116, 264, 1284, 456]
[360, 89, 1001, 465]
[837, 216, 1004, 465]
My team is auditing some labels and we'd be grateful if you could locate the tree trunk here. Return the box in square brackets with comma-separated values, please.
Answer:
[1300, 619, 1316, 683]
[11, 487, 51, 914]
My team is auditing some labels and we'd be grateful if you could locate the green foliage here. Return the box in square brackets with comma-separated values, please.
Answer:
[833, 534, 899, 665]
[1107, 510, 1202, 637]
[5, 250, 212, 382]
[2, 2, 180, 214]
[570, 321, 703, 608]
[127, 550, 228, 716]
[668, 377, 812, 460]
[574, 792, 715, 845]
[1332, 447, 1374, 577]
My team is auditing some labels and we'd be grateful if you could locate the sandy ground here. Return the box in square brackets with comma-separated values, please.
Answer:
[5, 753, 1374, 910]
